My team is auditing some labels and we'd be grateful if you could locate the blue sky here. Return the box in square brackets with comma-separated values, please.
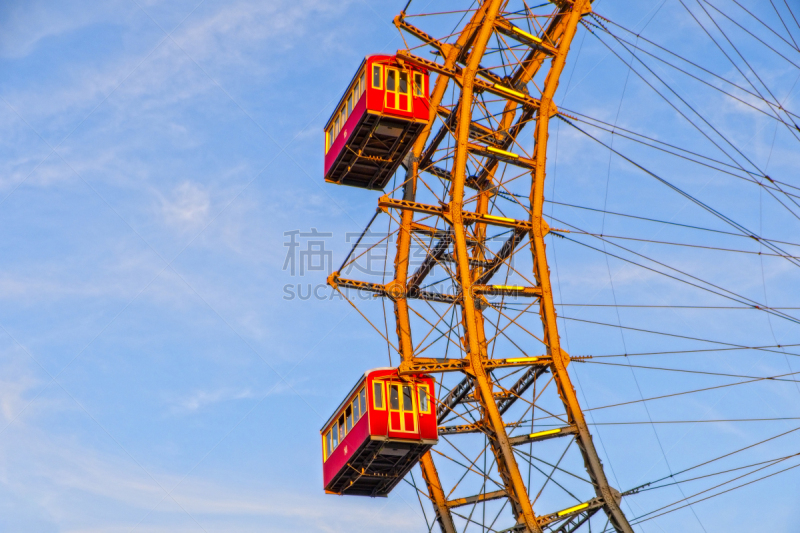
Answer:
[1, 0, 799, 531]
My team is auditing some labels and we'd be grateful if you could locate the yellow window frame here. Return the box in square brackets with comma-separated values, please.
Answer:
[323, 427, 333, 461]
[417, 383, 431, 414]
[402, 383, 418, 418]
[385, 67, 398, 95]
[400, 70, 413, 112]
[337, 414, 346, 442]
[371, 64, 383, 89]
[387, 382, 401, 412]
[372, 380, 386, 410]
[398, 70, 409, 96]
[413, 72, 424, 97]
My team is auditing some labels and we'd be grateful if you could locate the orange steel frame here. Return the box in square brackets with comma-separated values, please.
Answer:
[329, 1, 634, 531]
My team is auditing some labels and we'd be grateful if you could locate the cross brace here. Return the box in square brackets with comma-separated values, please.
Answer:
[379, 196, 543, 234]
[399, 355, 550, 375]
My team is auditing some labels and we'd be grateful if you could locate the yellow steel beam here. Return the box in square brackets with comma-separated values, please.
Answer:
[395, 50, 545, 111]
[447, 1, 545, 529]
[399, 355, 549, 375]
[536, 496, 605, 527]
[446, 489, 508, 509]
[436, 105, 506, 146]
[494, 16, 559, 54]
[467, 142, 537, 169]
[508, 425, 578, 445]
[379, 196, 537, 233]
[394, 13, 455, 58]
[328, 274, 459, 304]
[393, 6, 492, 532]
[472, 284, 542, 298]
[527, 0, 633, 531]
[420, 452, 457, 533]
[438, 420, 525, 436]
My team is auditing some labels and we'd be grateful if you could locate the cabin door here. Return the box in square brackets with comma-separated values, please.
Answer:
[397, 71, 410, 111]
[385, 68, 398, 111]
[385, 69, 411, 112]
[388, 382, 418, 434]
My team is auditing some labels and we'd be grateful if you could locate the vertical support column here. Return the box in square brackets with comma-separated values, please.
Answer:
[449, 1, 542, 531]
[419, 452, 457, 533]
[392, 7, 490, 533]
[528, 2, 633, 532]
[390, 4, 490, 365]
[471, 187, 493, 358]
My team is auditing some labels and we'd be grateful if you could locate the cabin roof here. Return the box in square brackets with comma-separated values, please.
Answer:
[320, 366, 394, 431]
[323, 57, 368, 131]
[323, 54, 427, 130]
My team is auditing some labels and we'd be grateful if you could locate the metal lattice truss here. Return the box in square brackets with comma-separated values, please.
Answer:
[330, 1, 634, 531]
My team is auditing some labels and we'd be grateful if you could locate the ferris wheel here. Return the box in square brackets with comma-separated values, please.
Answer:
[317, 1, 800, 531]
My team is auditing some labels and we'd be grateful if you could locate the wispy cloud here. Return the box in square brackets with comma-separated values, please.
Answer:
[0, 419, 421, 532]
[160, 181, 210, 231]
[0, 1, 124, 59]
[168, 386, 259, 414]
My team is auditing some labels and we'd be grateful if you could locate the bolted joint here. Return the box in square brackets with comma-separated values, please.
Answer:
[327, 272, 340, 288]
[384, 279, 406, 301]
[474, 295, 490, 311]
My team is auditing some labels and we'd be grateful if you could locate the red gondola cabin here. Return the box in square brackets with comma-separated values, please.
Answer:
[320, 368, 438, 496]
[324, 55, 431, 190]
